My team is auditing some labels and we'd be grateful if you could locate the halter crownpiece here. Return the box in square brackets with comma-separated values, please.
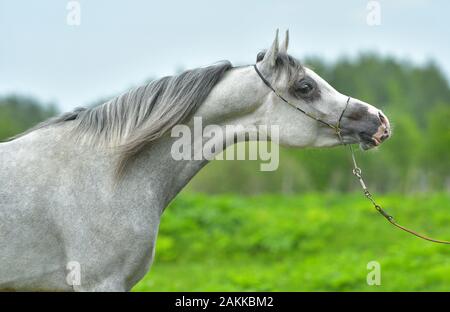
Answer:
[254, 64, 450, 245]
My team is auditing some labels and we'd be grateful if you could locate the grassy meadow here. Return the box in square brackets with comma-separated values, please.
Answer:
[133, 192, 450, 291]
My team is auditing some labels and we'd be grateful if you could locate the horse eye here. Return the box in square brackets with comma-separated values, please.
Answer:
[298, 80, 314, 95]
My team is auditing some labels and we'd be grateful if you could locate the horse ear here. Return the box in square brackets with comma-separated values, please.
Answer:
[279, 29, 289, 53]
[260, 29, 279, 68]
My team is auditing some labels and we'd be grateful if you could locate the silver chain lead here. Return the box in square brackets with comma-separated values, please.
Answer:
[254, 65, 450, 244]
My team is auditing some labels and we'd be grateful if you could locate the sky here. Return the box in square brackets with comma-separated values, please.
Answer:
[1, 0, 449, 111]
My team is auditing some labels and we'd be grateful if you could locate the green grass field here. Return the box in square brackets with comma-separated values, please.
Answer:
[133, 193, 450, 291]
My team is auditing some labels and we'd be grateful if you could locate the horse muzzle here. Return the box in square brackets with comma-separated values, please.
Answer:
[359, 110, 391, 150]
[339, 99, 391, 150]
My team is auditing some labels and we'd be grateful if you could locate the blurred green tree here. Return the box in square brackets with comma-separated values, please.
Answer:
[0, 95, 58, 141]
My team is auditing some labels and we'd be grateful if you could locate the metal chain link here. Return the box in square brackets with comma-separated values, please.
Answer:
[348, 144, 394, 222]
[346, 142, 450, 245]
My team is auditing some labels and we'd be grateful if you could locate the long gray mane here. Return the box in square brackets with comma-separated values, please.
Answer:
[10, 61, 233, 177]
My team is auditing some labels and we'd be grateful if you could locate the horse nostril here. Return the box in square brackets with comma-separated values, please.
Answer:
[380, 128, 390, 142]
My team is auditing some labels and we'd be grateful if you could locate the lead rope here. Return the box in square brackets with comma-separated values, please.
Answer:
[341, 135, 450, 244]
[336, 102, 450, 244]
[253, 64, 450, 244]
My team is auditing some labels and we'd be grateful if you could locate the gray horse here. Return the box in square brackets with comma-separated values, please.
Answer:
[0, 31, 390, 291]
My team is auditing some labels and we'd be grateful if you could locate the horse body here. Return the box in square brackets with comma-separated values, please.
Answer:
[0, 125, 177, 290]
[0, 66, 256, 291]
[0, 31, 391, 291]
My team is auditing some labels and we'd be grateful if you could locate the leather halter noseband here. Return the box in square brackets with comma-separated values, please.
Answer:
[254, 64, 450, 245]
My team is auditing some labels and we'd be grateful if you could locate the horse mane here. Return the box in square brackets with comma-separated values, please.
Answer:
[10, 61, 233, 177]
[8, 54, 300, 178]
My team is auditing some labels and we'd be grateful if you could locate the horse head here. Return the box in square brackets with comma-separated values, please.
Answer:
[253, 30, 391, 150]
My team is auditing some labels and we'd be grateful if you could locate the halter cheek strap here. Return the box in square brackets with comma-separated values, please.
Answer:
[253, 64, 344, 133]
[254, 64, 450, 245]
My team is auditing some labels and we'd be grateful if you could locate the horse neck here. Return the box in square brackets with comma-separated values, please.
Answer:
[121, 65, 263, 208]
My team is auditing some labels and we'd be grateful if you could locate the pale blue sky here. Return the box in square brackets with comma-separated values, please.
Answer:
[1, 0, 449, 110]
